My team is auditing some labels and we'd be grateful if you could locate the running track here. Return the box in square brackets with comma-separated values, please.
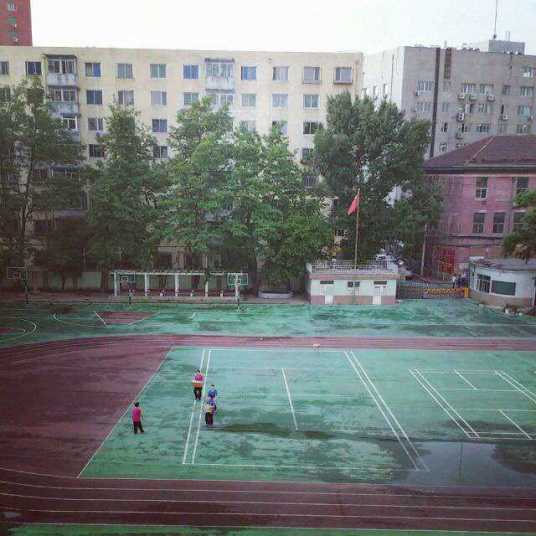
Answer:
[1, 334, 536, 532]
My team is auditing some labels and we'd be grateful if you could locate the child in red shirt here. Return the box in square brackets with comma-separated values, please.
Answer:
[132, 402, 144, 434]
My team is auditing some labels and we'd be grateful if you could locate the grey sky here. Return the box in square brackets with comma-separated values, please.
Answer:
[32, 0, 536, 54]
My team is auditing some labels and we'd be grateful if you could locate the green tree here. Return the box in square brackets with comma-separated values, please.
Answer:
[314, 92, 437, 262]
[87, 105, 167, 289]
[504, 190, 536, 261]
[0, 79, 82, 270]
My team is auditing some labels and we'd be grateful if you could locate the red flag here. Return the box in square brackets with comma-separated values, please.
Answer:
[347, 190, 360, 216]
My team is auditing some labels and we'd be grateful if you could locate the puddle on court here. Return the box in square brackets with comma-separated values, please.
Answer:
[402, 439, 536, 487]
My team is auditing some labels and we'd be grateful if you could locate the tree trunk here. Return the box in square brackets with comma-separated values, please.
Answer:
[100, 268, 109, 291]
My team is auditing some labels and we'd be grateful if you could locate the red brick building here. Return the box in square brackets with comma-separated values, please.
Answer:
[423, 136, 536, 279]
[0, 0, 32, 46]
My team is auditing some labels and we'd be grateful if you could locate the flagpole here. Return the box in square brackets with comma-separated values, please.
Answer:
[353, 189, 360, 269]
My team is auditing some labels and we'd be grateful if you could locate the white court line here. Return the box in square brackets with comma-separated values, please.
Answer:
[209, 348, 342, 353]
[94, 311, 107, 327]
[499, 410, 532, 440]
[410, 369, 477, 440]
[182, 349, 205, 464]
[125, 313, 158, 326]
[189, 313, 196, 320]
[496, 371, 536, 405]
[52, 312, 100, 328]
[191, 349, 211, 464]
[350, 352, 426, 471]
[0, 318, 37, 343]
[454, 369, 477, 390]
[77, 353, 169, 478]
[440, 389, 516, 392]
[281, 368, 298, 431]
[344, 352, 421, 471]
[417, 369, 496, 374]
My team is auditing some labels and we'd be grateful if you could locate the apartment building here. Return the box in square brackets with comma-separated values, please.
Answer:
[363, 39, 536, 160]
[423, 135, 536, 279]
[0, 0, 31, 46]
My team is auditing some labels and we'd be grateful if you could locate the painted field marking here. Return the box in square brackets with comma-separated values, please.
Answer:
[126, 313, 158, 326]
[0, 318, 37, 343]
[281, 368, 298, 431]
[410, 369, 478, 440]
[191, 349, 211, 464]
[94, 311, 107, 327]
[77, 351, 170, 478]
[182, 349, 205, 464]
[344, 352, 422, 471]
[418, 369, 496, 374]
[499, 410, 533, 440]
[495, 370, 536, 405]
[52, 313, 101, 328]
[439, 389, 516, 392]
[454, 369, 478, 390]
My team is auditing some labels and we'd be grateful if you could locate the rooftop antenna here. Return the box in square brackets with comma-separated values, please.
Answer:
[493, 0, 499, 39]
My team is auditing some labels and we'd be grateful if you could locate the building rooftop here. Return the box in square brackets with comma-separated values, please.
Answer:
[424, 136, 536, 173]
[472, 257, 536, 271]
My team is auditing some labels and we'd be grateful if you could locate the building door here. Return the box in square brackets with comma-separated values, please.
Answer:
[373, 281, 387, 305]
[322, 281, 334, 305]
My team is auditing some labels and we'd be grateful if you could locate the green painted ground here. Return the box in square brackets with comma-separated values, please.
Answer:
[1, 300, 536, 349]
[9, 525, 535, 536]
[81, 347, 536, 485]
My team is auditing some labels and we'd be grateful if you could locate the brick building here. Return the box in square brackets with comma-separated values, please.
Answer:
[423, 135, 536, 279]
[0, 0, 32, 46]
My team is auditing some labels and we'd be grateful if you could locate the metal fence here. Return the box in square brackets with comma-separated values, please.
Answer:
[397, 280, 467, 299]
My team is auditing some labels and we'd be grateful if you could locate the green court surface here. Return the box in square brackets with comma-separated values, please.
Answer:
[81, 347, 536, 486]
[1, 299, 536, 348]
[9, 525, 534, 536]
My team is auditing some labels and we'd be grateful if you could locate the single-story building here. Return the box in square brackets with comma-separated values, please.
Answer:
[305, 260, 400, 305]
[469, 257, 536, 309]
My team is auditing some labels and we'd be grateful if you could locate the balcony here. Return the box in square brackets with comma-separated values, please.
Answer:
[49, 101, 79, 115]
[47, 72, 78, 87]
[307, 259, 399, 275]
[205, 59, 235, 91]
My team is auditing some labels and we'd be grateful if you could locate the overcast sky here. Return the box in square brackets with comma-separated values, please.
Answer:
[32, 0, 536, 54]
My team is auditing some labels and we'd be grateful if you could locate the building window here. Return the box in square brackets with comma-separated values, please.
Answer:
[0, 61, 8, 75]
[86, 89, 103, 105]
[440, 122, 448, 132]
[478, 83, 494, 95]
[303, 94, 319, 108]
[117, 63, 133, 79]
[517, 104, 533, 117]
[516, 123, 531, 134]
[220, 93, 233, 106]
[301, 147, 314, 163]
[48, 58, 76, 75]
[25, 61, 42, 76]
[475, 123, 491, 133]
[441, 102, 449, 112]
[89, 144, 105, 158]
[85, 62, 101, 77]
[150, 63, 166, 79]
[472, 212, 485, 233]
[207, 90, 233, 107]
[303, 121, 321, 135]
[443, 80, 452, 91]
[241, 66, 257, 81]
[347, 281, 360, 288]
[303, 174, 318, 189]
[515, 177, 529, 196]
[502, 85, 511, 95]
[335, 67, 352, 83]
[522, 65, 535, 78]
[0, 86, 10, 102]
[382, 83, 388, 97]
[183, 64, 199, 80]
[49, 87, 76, 102]
[272, 120, 288, 136]
[272, 93, 288, 108]
[319, 280, 334, 285]
[416, 101, 432, 113]
[459, 123, 471, 133]
[88, 117, 104, 131]
[272, 66, 289, 81]
[150, 90, 167, 106]
[513, 211, 526, 231]
[206, 62, 233, 79]
[475, 177, 488, 199]
[520, 86, 535, 97]
[239, 120, 256, 132]
[241, 93, 256, 107]
[7, 2, 15, 11]
[62, 114, 78, 130]
[439, 142, 448, 153]
[417, 80, 434, 92]
[477, 102, 493, 114]
[498, 122, 508, 134]
[491, 280, 516, 296]
[476, 274, 491, 293]
[463, 102, 475, 114]
[153, 145, 168, 159]
[183, 92, 199, 106]
[492, 212, 505, 234]
[117, 90, 134, 106]
[461, 82, 476, 94]
[303, 66, 320, 83]
[152, 119, 167, 133]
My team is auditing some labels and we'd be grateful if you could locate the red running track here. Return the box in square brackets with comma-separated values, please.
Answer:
[1, 334, 536, 531]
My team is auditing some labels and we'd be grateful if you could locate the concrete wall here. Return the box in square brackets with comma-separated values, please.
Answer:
[0, 0, 32, 46]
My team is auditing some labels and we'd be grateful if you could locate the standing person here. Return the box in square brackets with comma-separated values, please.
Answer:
[207, 384, 218, 412]
[132, 402, 144, 434]
[204, 397, 216, 427]
[128, 288, 133, 306]
[192, 369, 204, 400]
[451, 273, 457, 289]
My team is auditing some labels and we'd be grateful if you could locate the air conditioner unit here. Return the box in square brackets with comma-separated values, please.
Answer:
[500, 114, 509, 121]
[528, 115, 534, 121]
[455, 132, 464, 139]
[457, 93, 466, 100]
[456, 112, 465, 121]
[486, 94, 495, 101]
[469, 94, 477, 101]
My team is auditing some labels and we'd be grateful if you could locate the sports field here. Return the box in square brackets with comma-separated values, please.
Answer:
[1, 298, 536, 533]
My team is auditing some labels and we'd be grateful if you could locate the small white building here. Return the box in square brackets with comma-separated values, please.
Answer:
[305, 260, 400, 305]
[469, 258, 536, 309]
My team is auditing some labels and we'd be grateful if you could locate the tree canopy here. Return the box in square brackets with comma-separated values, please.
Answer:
[504, 190, 536, 261]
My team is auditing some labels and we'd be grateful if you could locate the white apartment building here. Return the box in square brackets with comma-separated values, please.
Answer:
[0, 46, 362, 174]
[363, 39, 536, 161]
